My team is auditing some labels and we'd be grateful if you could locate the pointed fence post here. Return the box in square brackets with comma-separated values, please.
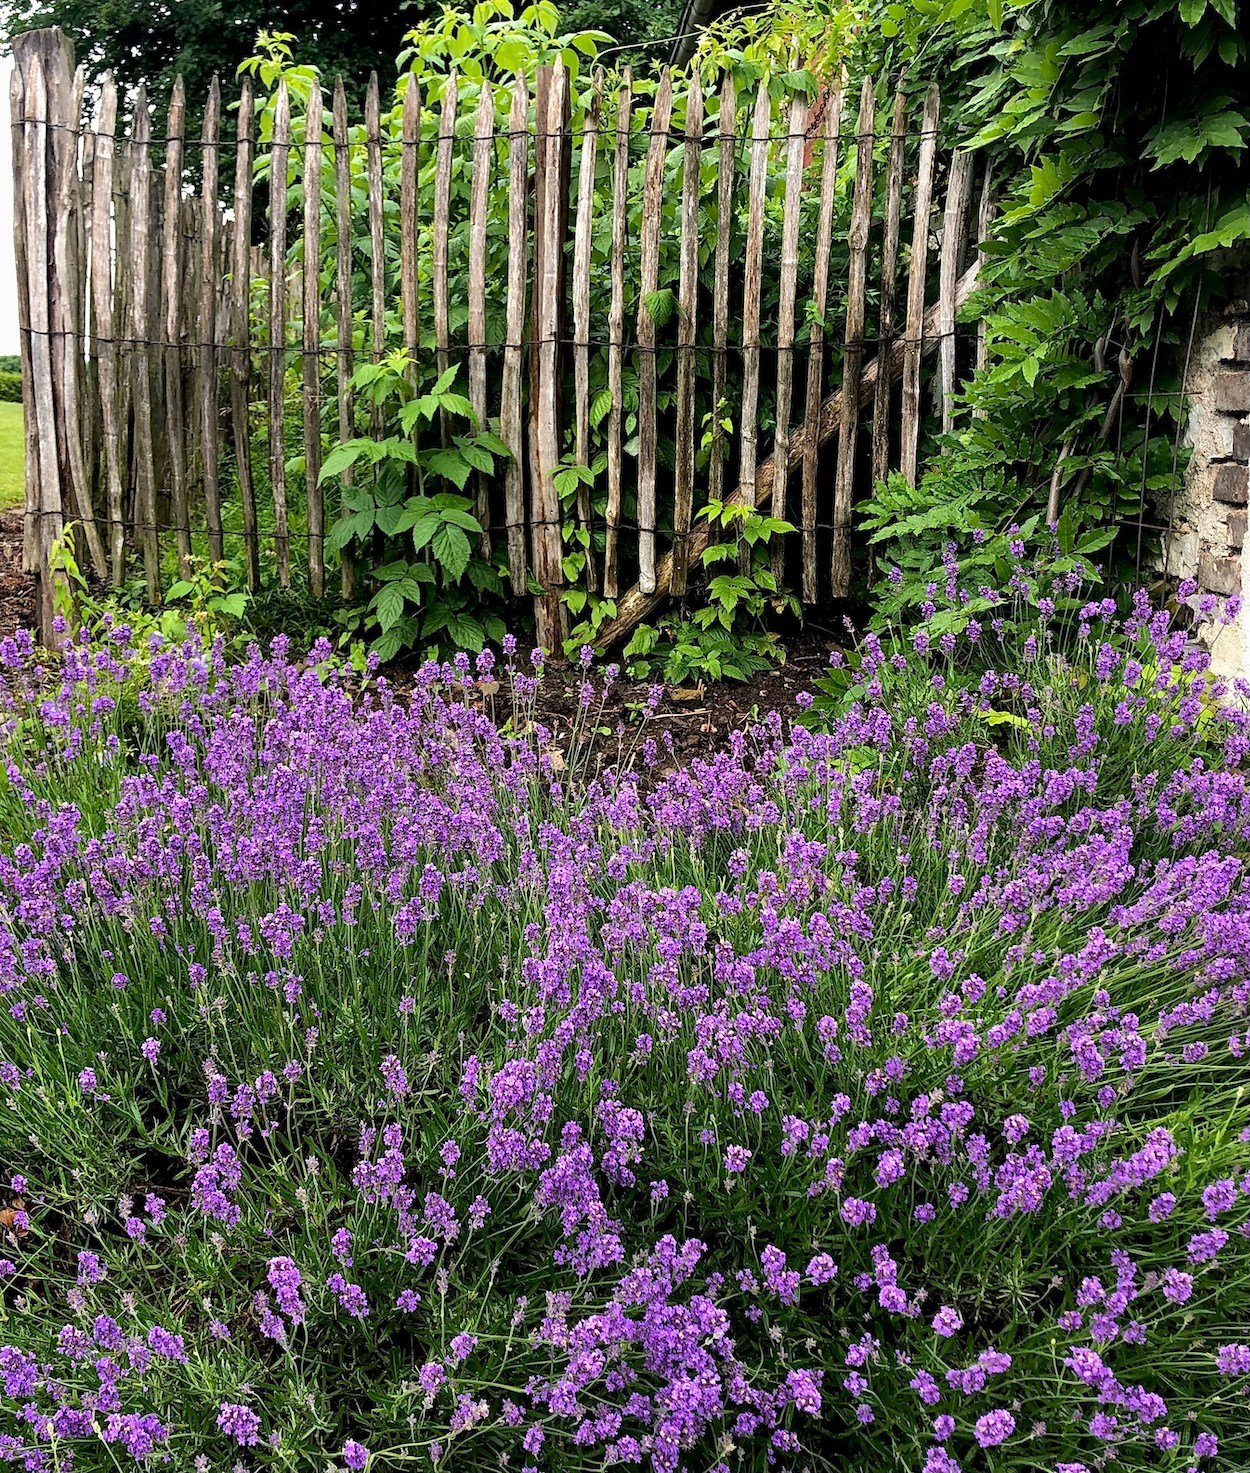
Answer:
[529, 64, 570, 655]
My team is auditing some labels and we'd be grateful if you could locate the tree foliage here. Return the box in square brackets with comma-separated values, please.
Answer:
[0, 0, 421, 113]
[0, 0, 683, 117]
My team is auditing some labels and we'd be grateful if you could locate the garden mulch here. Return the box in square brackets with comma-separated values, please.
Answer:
[457, 633, 836, 777]
[0, 512, 34, 645]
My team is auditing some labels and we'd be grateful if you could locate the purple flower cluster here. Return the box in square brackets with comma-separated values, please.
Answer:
[0, 596, 1245, 1472]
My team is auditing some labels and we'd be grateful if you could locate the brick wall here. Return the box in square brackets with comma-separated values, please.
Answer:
[1163, 295, 1250, 678]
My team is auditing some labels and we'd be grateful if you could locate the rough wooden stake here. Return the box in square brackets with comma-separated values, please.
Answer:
[80, 121, 99, 534]
[230, 78, 260, 590]
[303, 78, 325, 596]
[800, 85, 841, 604]
[124, 82, 160, 603]
[332, 78, 355, 599]
[161, 75, 190, 574]
[671, 75, 703, 597]
[938, 150, 974, 434]
[16, 50, 65, 635]
[770, 88, 807, 583]
[571, 67, 603, 585]
[500, 73, 529, 594]
[900, 83, 939, 485]
[467, 83, 494, 556]
[635, 68, 672, 597]
[52, 63, 107, 580]
[831, 76, 875, 597]
[400, 77, 421, 386]
[736, 80, 771, 569]
[870, 83, 907, 492]
[180, 192, 202, 506]
[1047, 438, 1073, 526]
[433, 73, 458, 446]
[530, 65, 569, 652]
[268, 78, 291, 587]
[974, 163, 995, 393]
[87, 73, 124, 581]
[708, 72, 736, 513]
[198, 75, 223, 570]
[8, 63, 38, 575]
[365, 73, 386, 444]
[603, 70, 631, 601]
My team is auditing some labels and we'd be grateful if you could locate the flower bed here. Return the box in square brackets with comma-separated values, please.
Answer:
[0, 592, 1248, 1472]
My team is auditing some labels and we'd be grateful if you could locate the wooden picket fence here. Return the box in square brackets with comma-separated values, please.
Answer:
[9, 26, 993, 651]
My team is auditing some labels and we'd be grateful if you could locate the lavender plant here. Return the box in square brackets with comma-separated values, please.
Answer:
[0, 563, 1247, 1473]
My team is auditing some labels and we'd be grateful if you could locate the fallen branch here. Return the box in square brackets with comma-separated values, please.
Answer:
[594, 260, 982, 650]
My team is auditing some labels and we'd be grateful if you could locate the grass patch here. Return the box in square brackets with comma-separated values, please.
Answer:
[0, 400, 25, 513]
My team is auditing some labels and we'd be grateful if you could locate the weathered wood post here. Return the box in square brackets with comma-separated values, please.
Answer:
[529, 63, 570, 655]
[11, 28, 82, 644]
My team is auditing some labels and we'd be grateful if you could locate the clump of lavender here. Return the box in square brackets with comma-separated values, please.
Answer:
[0, 574, 1247, 1472]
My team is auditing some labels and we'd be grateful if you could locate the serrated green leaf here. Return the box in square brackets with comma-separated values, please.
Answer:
[1075, 526, 1118, 555]
[446, 611, 486, 652]
[439, 507, 484, 533]
[410, 515, 442, 551]
[476, 429, 513, 459]
[642, 288, 677, 329]
[400, 398, 436, 432]
[457, 440, 495, 473]
[327, 511, 374, 551]
[432, 523, 472, 580]
[493, 36, 527, 71]
[343, 486, 376, 513]
[209, 592, 249, 619]
[468, 560, 503, 594]
[436, 392, 478, 422]
[372, 582, 408, 633]
[425, 449, 474, 490]
[319, 441, 370, 483]
[589, 388, 614, 429]
[375, 503, 410, 536]
[372, 620, 415, 663]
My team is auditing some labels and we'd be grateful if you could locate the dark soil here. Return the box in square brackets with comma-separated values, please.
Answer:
[0, 511, 35, 644]
[456, 633, 836, 776]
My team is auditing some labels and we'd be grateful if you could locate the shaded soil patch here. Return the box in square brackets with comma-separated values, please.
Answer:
[466, 632, 836, 777]
[0, 512, 35, 645]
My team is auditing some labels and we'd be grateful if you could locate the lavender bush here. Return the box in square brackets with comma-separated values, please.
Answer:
[0, 574, 1248, 1473]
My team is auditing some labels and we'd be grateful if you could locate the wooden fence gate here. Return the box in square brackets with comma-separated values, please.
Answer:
[10, 26, 993, 651]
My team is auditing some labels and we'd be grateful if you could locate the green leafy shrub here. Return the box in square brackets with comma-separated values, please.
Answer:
[859, 470, 1117, 635]
[322, 353, 513, 658]
[0, 371, 23, 404]
[620, 498, 799, 682]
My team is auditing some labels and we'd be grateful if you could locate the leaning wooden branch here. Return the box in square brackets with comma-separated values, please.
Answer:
[594, 260, 981, 651]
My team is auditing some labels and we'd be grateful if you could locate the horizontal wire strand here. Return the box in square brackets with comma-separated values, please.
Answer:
[23, 116, 963, 151]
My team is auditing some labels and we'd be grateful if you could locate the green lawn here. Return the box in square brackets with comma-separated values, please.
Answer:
[0, 401, 24, 512]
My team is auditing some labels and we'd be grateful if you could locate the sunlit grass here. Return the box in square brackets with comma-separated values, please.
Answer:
[0, 401, 23, 513]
